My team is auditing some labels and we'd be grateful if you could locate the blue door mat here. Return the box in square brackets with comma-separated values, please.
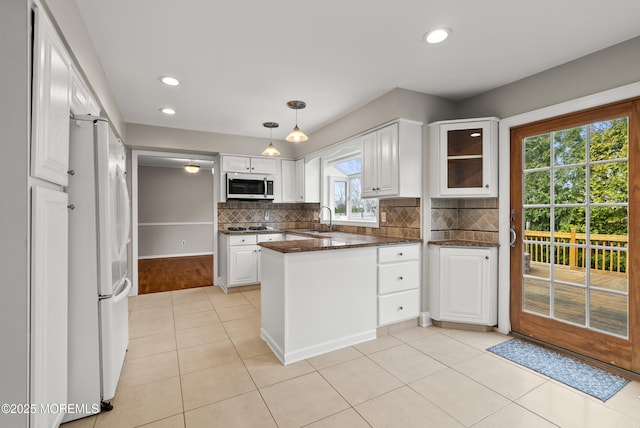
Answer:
[487, 339, 629, 401]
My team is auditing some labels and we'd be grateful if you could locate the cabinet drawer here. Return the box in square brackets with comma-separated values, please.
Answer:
[378, 261, 419, 294]
[229, 234, 257, 246]
[257, 233, 283, 243]
[378, 244, 420, 263]
[378, 289, 419, 325]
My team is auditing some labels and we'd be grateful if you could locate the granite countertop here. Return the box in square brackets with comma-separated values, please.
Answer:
[218, 229, 284, 235]
[259, 231, 421, 253]
[428, 239, 500, 248]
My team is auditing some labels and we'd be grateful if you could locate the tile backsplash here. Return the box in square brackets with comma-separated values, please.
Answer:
[431, 198, 498, 243]
[218, 202, 318, 230]
[218, 198, 421, 239]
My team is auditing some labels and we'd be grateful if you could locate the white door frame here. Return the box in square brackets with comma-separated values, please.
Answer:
[497, 81, 640, 334]
[130, 150, 217, 296]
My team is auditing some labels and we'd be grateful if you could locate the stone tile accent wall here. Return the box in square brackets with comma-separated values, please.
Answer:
[431, 198, 498, 243]
[218, 202, 319, 230]
[336, 198, 421, 239]
[218, 198, 421, 239]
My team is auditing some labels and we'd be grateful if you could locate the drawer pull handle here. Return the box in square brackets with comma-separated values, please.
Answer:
[398, 276, 403, 281]
[398, 306, 404, 311]
[398, 252, 403, 257]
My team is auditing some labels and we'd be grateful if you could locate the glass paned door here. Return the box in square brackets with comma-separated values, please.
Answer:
[510, 99, 640, 373]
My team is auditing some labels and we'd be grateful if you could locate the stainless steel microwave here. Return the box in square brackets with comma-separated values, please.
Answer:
[226, 173, 274, 200]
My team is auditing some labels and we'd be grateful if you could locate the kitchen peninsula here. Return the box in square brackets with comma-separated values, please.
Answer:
[258, 231, 421, 365]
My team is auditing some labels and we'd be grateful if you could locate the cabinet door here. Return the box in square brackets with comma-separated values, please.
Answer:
[32, 7, 71, 186]
[281, 160, 296, 202]
[295, 158, 305, 201]
[250, 157, 277, 174]
[361, 132, 378, 197]
[439, 247, 493, 324]
[223, 155, 252, 173]
[436, 120, 496, 197]
[375, 124, 399, 196]
[31, 187, 69, 428]
[229, 246, 259, 285]
[304, 157, 321, 203]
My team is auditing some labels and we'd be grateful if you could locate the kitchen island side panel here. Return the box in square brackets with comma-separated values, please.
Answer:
[260, 248, 286, 360]
[260, 246, 377, 364]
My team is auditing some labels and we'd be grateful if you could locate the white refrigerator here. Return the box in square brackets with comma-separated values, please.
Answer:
[64, 115, 131, 422]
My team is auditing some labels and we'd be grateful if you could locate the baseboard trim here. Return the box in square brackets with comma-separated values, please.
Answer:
[419, 311, 431, 327]
[261, 328, 376, 365]
[138, 252, 213, 260]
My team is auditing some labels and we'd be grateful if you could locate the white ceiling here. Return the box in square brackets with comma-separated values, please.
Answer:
[75, 0, 640, 140]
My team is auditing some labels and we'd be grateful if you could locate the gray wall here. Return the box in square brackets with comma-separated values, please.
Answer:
[126, 123, 296, 158]
[457, 36, 640, 119]
[295, 88, 457, 157]
[0, 0, 29, 426]
[138, 166, 213, 257]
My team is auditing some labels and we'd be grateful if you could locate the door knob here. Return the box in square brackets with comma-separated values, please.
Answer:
[509, 227, 517, 247]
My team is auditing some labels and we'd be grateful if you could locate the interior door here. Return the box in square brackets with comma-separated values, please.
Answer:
[510, 98, 640, 372]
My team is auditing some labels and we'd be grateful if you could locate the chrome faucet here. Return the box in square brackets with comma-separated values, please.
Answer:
[319, 205, 333, 232]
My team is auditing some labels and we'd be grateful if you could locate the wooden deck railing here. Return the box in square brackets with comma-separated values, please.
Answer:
[524, 228, 628, 274]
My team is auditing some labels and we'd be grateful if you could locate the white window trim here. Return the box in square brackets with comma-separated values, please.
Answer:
[326, 175, 380, 228]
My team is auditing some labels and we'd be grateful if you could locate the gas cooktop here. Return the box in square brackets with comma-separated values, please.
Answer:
[227, 226, 269, 232]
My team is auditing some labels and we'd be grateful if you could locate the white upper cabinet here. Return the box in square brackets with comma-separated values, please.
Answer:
[223, 155, 277, 175]
[70, 66, 100, 116]
[429, 117, 499, 198]
[361, 121, 422, 199]
[304, 157, 320, 203]
[281, 158, 305, 202]
[31, 6, 71, 186]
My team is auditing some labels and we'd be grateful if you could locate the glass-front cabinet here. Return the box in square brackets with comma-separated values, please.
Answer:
[429, 117, 499, 197]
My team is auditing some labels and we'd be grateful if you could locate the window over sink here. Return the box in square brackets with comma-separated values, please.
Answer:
[322, 142, 379, 227]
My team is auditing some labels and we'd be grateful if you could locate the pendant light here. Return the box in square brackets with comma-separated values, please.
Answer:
[262, 122, 281, 156]
[184, 161, 200, 173]
[285, 100, 308, 143]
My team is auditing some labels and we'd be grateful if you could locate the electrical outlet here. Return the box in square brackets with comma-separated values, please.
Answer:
[264, 210, 270, 221]
[381, 212, 387, 222]
[181, 240, 186, 246]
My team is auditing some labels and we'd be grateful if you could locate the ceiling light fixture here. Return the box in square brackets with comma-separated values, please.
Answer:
[159, 76, 180, 86]
[470, 132, 481, 137]
[285, 100, 308, 143]
[184, 162, 200, 173]
[262, 122, 281, 156]
[160, 107, 176, 115]
[424, 28, 451, 44]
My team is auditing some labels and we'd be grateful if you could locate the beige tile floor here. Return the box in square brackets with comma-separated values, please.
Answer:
[61, 285, 640, 428]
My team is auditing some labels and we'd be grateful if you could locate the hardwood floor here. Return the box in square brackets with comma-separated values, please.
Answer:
[138, 255, 213, 294]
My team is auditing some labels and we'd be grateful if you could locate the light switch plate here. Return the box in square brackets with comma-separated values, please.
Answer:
[381, 212, 387, 222]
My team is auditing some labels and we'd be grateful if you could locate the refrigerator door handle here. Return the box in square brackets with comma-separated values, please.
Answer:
[112, 278, 132, 304]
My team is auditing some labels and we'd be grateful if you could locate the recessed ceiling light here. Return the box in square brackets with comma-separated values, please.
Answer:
[424, 28, 451, 44]
[160, 107, 176, 115]
[470, 132, 481, 137]
[160, 76, 180, 86]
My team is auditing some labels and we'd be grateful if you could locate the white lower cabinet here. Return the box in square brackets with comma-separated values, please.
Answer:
[429, 245, 498, 326]
[31, 186, 69, 428]
[219, 233, 285, 291]
[229, 245, 259, 285]
[377, 244, 420, 326]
